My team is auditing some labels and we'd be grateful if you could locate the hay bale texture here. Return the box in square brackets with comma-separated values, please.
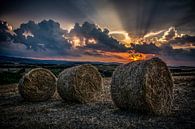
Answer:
[111, 57, 173, 115]
[18, 68, 57, 101]
[57, 64, 102, 103]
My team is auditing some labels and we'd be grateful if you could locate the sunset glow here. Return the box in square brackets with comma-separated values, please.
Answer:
[0, 0, 195, 66]
[128, 50, 155, 61]
[22, 31, 34, 39]
[71, 36, 81, 48]
[109, 31, 131, 47]
[70, 36, 97, 48]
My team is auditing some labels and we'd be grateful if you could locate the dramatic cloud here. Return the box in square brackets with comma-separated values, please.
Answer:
[0, 20, 13, 42]
[68, 22, 127, 52]
[0, 19, 195, 65]
[130, 43, 161, 54]
[169, 34, 195, 46]
[160, 44, 195, 62]
[159, 27, 178, 41]
[13, 20, 71, 53]
[0, 19, 127, 61]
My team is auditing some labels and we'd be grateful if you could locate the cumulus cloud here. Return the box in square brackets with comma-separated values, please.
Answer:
[13, 20, 71, 53]
[1, 19, 127, 59]
[1, 19, 195, 65]
[126, 26, 195, 64]
[169, 34, 195, 45]
[161, 34, 195, 63]
[130, 43, 161, 54]
[68, 22, 127, 52]
[0, 20, 73, 57]
[160, 44, 195, 62]
[0, 20, 13, 42]
[159, 27, 178, 41]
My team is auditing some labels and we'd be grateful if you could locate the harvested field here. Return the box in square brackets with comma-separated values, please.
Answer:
[0, 75, 194, 129]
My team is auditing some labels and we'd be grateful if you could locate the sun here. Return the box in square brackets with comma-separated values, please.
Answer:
[127, 50, 148, 61]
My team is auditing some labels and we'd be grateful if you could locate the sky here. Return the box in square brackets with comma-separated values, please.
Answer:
[0, 0, 195, 66]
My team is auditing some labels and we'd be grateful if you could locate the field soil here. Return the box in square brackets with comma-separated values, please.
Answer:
[0, 76, 195, 129]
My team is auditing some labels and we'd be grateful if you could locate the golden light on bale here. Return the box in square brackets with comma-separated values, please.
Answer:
[57, 64, 103, 103]
[18, 68, 57, 101]
[111, 57, 173, 115]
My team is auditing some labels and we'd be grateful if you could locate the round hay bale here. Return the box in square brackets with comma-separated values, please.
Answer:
[18, 68, 57, 101]
[111, 57, 173, 115]
[57, 64, 102, 103]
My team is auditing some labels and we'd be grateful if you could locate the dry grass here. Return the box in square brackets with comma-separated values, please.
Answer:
[0, 75, 194, 129]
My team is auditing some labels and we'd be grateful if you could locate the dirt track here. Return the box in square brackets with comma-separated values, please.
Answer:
[0, 77, 194, 129]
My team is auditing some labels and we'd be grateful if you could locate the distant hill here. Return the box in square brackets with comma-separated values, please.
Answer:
[0, 55, 120, 65]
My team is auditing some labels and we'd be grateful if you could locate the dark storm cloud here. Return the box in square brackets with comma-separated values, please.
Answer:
[128, 41, 195, 63]
[169, 34, 195, 45]
[0, 19, 74, 57]
[130, 43, 161, 54]
[0, 0, 194, 65]
[127, 26, 195, 61]
[160, 44, 195, 61]
[13, 20, 71, 54]
[129, 37, 195, 62]
[0, 19, 127, 58]
[163, 34, 195, 61]
[0, 20, 13, 42]
[69, 22, 127, 52]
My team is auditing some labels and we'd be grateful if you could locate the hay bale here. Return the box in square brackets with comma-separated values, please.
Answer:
[57, 64, 102, 103]
[18, 68, 57, 101]
[111, 57, 173, 115]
